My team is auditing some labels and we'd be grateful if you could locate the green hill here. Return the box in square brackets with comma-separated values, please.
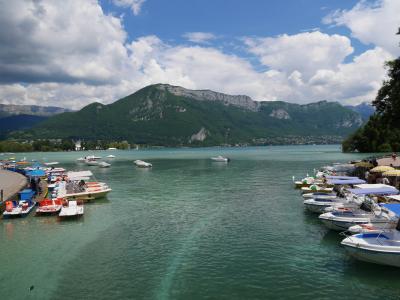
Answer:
[16, 84, 363, 146]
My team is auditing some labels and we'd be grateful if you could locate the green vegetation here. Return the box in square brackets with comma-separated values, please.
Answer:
[343, 32, 400, 152]
[14, 84, 363, 147]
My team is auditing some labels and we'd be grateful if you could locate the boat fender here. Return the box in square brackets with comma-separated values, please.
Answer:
[5, 201, 13, 212]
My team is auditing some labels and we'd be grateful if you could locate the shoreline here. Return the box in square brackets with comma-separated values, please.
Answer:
[0, 169, 27, 202]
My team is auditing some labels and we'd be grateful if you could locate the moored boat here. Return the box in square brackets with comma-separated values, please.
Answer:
[134, 160, 152, 168]
[59, 200, 84, 218]
[36, 198, 63, 215]
[210, 156, 230, 162]
[3, 199, 36, 218]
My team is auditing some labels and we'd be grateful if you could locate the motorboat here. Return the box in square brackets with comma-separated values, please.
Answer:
[36, 198, 63, 215]
[56, 180, 112, 201]
[319, 200, 392, 231]
[59, 200, 84, 218]
[341, 227, 400, 267]
[348, 203, 400, 234]
[86, 155, 102, 160]
[44, 162, 59, 166]
[134, 160, 152, 168]
[98, 161, 111, 168]
[302, 192, 337, 199]
[303, 196, 350, 214]
[301, 185, 334, 194]
[85, 159, 98, 166]
[3, 200, 36, 218]
[210, 156, 230, 162]
[106, 155, 115, 158]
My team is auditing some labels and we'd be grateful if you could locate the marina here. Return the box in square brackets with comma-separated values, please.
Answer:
[1, 145, 400, 299]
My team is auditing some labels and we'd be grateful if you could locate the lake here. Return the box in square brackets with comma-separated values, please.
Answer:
[1, 145, 399, 300]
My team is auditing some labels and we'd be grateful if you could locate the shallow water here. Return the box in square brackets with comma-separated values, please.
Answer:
[1, 145, 399, 300]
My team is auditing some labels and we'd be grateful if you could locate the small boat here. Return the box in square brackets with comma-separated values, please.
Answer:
[86, 155, 102, 160]
[107, 147, 117, 150]
[319, 200, 391, 231]
[44, 162, 59, 166]
[134, 160, 152, 168]
[302, 192, 337, 199]
[301, 185, 334, 194]
[211, 156, 230, 162]
[3, 200, 36, 218]
[303, 197, 349, 214]
[36, 198, 63, 215]
[85, 159, 98, 166]
[59, 200, 84, 218]
[98, 161, 111, 168]
[106, 155, 115, 158]
[341, 226, 400, 267]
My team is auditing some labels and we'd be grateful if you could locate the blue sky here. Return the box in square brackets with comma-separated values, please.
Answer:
[0, 0, 399, 108]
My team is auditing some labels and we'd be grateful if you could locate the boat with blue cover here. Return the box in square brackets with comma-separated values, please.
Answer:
[341, 228, 400, 267]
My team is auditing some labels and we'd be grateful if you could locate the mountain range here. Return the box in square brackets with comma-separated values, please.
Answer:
[0, 104, 71, 138]
[7, 84, 370, 146]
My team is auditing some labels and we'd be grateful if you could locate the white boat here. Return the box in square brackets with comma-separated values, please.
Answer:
[319, 200, 392, 231]
[302, 192, 337, 199]
[85, 159, 98, 166]
[86, 155, 102, 160]
[59, 200, 84, 218]
[44, 162, 59, 166]
[106, 155, 115, 158]
[56, 180, 112, 201]
[3, 200, 36, 218]
[303, 197, 350, 214]
[134, 160, 152, 168]
[341, 228, 400, 267]
[211, 156, 230, 162]
[107, 147, 117, 150]
[301, 185, 334, 194]
[98, 161, 111, 168]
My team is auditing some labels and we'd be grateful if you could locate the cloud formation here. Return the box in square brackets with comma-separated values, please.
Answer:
[182, 32, 217, 44]
[324, 0, 400, 56]
[0, 0, 398, 109]
[112, 0, 146, 15]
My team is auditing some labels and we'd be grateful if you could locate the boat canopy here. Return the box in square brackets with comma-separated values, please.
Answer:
[327, 178, 366, 185]
[325, 175, 359, 180]
[347, 187, 399, 196]
[382, 203, 400, 217]
[67, 171, 93, 180]
[25, 169, 46, 177]
[355, 184, 394, 189]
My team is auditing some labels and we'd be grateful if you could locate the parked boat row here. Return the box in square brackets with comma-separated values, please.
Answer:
[0, 159, 111, 219]
[296, 161, 400, 268]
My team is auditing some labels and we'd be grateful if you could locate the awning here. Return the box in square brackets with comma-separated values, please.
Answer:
[327, 178, 366, 185]
[382, 203, 400, 216]
[347, 187, 399, 196]
[355, 184, 393, 189]
[25, 169, 46, 177]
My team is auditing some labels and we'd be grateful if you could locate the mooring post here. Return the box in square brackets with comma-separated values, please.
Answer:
[1, 189, 3, 202]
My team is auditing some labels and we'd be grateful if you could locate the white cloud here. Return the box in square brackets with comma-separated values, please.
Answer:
[182, 32, 217, 44]
[244, 31, 354, 79]
[0, 1, 395, 109]
[112, 0, 146, 15]
[324, 0, 400, 56]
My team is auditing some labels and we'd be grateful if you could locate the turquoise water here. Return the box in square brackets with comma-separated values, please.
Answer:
[1, 145, 399, 300]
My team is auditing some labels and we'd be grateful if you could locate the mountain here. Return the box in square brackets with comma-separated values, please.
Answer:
[0, 104, 72, 138]
[17, 84, 363, 146]
[345, 102, 375, 121]
[0, 104, 71, 118]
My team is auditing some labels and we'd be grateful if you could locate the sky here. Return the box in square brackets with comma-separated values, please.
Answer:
[0, 0, 399, 109]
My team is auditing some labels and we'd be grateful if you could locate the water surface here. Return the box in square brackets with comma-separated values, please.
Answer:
[1, 145, 398, 300]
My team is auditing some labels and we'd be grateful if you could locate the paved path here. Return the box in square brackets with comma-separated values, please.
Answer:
[0, 170, 27, 201]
